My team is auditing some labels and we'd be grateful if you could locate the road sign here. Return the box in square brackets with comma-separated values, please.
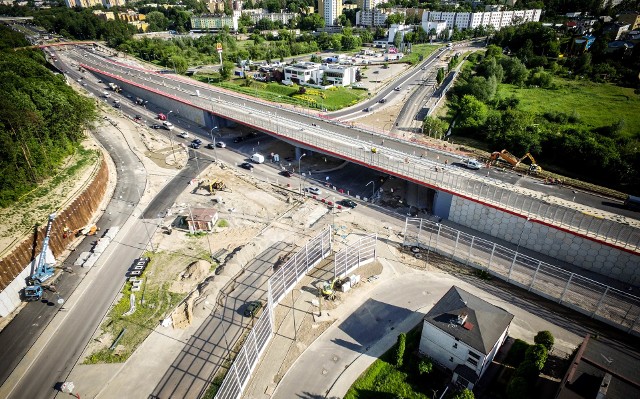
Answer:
[216, 42, 223, 53]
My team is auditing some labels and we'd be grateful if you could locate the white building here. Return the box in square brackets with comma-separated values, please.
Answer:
[419, 286, 513, 390]
[318, 0, 342, 26]
[387, 24, 413, 43]
[422, 9, 541, 31]
[424, 20, 448, 37]
[242, 9, 298, 25]
[356, 0, 387, 11]
[283, 62, 359, 87]
[356, 9, 389, 27]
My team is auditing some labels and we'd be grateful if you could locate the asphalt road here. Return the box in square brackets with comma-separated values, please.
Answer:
[60, 47, 639, 223]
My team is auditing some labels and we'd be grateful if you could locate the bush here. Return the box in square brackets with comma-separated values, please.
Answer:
[524, 344, 548, 371]
[450, 388, 474, 399]
[418, 358, 433, 375]
[505, 339, 529, 366]
[534, 331, 554, 351]
[506, 376, 528, 399]
[515, 359, 540, 382]
[395, 333, 406, 368]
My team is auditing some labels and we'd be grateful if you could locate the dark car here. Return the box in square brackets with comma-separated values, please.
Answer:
[191, 142, 201, 149]
[134, 114, 142, 120]
[243, 300, 263, 317]
[192, 138, 202, 145]
[240, 162, 254, 170]
[249, 131, 260, 137]
[233, 136, 245, 143]
[280, 170, 292, 177]
[379, 98, 387, 103]
[206, 142, 215, 149]
[214, 265, 225, 275]
[151, 124, 161, 129]
[338, 199, 357, 209]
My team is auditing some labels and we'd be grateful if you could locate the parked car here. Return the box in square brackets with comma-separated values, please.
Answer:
[244, 300, 263, 317]
[280, 170, 292, 177]
[305, 186, 322, 195]
[216, 141, 226, 148]
[338, 199, 357, 208]
[178, 131, 189, 138]
[240, 162, 254, 170]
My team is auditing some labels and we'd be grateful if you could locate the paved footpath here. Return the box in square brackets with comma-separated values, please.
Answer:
[243, 243, 584, 399]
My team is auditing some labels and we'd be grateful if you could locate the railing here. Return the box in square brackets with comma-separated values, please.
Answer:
[402, 217, 640, 336]
[79, 60, 640, 253]
[334, 233, 377, 278]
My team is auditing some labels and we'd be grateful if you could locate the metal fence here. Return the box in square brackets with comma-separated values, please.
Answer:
[402, 218, 640, 337]
[80, 61, 640, 253]
[334, 233, 378, 279]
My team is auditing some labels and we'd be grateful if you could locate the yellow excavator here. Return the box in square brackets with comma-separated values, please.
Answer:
[488, 150, 541, 174]
[321, 278, 338, 300]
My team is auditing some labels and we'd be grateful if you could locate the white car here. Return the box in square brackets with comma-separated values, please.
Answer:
[394, 86, 401, 91]
[163, 121, 174, 131]
[305, 186, 322, 195]
[178, 131, 188, 138]
[216, 141, 226, 148]
[461, 158, 482, 170]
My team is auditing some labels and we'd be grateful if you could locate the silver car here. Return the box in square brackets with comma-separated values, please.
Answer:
[305, 186, 322, 195]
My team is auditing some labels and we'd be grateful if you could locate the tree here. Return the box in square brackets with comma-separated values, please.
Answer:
[359, 29, 373, 44]
[395, 333, 406, 368]
[220, 60, 235, 80]
[436, 67, 445, 85]
[506, 376, 528, 399]
[145, 11, 169, 32]
[458, 95, 488, 129]
[501, 57, 528, 87]
[169, 55, 188, 74]
[525, 344, 548, 371]
[418, 359, 433, 375]
[299, 13, 325, 31]
[451, 388, 475, 399]
[423, 116, 448, 138]
[393, 31, 402, 48]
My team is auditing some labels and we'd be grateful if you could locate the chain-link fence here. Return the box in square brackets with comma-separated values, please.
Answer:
[81, 62, 640, 253]
[403, 218, 640, 337]
[334, 233, 377, 279]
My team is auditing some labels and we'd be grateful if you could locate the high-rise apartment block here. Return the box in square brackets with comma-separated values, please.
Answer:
[318, 0, 342, 26]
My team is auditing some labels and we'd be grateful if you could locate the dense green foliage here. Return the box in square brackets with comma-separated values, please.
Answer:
[395, 333, 406, 367]
[503, 332, 552, 399]
[447, 30, 640, 191]
[0, 26, 96, 206]
[345, 326, 444, 399]
[534, 330, 554, 351]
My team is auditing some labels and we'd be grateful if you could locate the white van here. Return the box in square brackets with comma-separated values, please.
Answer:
[251, 153, 265, 164]
[162, 121, 174, 130]
[461, 158, 481, 170]
[102, 91, 110, 98]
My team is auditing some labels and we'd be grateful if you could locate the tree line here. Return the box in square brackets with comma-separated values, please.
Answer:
[439, 41, 639, 191]
[0, 26, 96, 206]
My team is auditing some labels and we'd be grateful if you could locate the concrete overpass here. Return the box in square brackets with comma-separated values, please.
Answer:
[57, 46, 639, 285]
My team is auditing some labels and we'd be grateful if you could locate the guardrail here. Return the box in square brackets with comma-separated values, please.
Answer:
[79, 60, 640, 254]
[402, 217, 640, 336]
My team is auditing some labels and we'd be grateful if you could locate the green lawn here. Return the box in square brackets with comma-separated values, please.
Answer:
[496, 79, 640, 138]
[398, 44, 441, 65]
[344, 325, 446, 399]
[194, 75, 367, 110]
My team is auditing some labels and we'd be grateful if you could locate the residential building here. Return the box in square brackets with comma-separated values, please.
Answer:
[556, 334, 640, 399]
[283, 62, 359, 87]
[92, 10, 149, 31]
[118, 10, 146, 23]
[318, 0, 342, 26]
[618, 11, 640, 30]
[242, 9, 298, 25]
[422, 9, 541, 31]
[419, 286, 513, 390]
[356, 0, 388, 11]
[205, 0, 225, 14]
[186, 208, 219, 233]
[355, 9, 389, 27]
[93, 10, 115, 21]
[65, 0, 123, 8]
[190, 14, 239, 31]
[424, 20, 448, 37]
[388, 24, 412, 43]
[604, 22, 630, 39]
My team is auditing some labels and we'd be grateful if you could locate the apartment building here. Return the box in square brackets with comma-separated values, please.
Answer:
[422, 9, 541, 31]
[318, 0, 342, 26]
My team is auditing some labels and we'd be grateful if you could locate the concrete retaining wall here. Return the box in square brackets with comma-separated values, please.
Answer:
[448, 195, 640, 285]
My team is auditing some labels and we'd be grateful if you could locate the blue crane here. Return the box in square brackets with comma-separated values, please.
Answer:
[24, 213, 56, 301]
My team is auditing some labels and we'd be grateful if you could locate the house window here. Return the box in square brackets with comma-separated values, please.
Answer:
[467, 351, 480, 367]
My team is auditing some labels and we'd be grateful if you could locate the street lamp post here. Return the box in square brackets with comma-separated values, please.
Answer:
[366, 180, 375, 203]
[298, 153, 306, 193]
[210, 126, 219, 162]
[167, 111, 177, 163]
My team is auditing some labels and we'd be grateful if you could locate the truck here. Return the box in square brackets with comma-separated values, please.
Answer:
[108, 82, 122, 93]
[251, 153, 265, 164]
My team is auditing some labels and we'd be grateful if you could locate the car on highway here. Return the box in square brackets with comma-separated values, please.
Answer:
[114, 103, 121, 108]
[151, 124, 160, 129]
[394, 86, 401, 91]
[461, 158, 482, 170]
[338, 199, 357, 208]
[192, 138, 202, 145]
[134, 114, 142, 120]
[305, 186, 322, 195]
[178, 131, 189, 138]
[243, 300, 263, 317]
[233, 136, 245, 143]
[190, 142, 201, 149]
[163, 121, 174, 130]
[280, 170, 292, 178]
[379, 98, 387, 103]
[240, 162, 254, 170]
[216, 141, 226, 148]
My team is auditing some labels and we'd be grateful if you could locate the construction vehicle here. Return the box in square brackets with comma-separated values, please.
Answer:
[488, 150, 542, 174]
[108, 82, 122, 93]
[24, 213, 57, 301]
[321, 277, 338, 300]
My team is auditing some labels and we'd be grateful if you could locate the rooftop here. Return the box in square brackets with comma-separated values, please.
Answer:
[424, 286, 514, 354]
